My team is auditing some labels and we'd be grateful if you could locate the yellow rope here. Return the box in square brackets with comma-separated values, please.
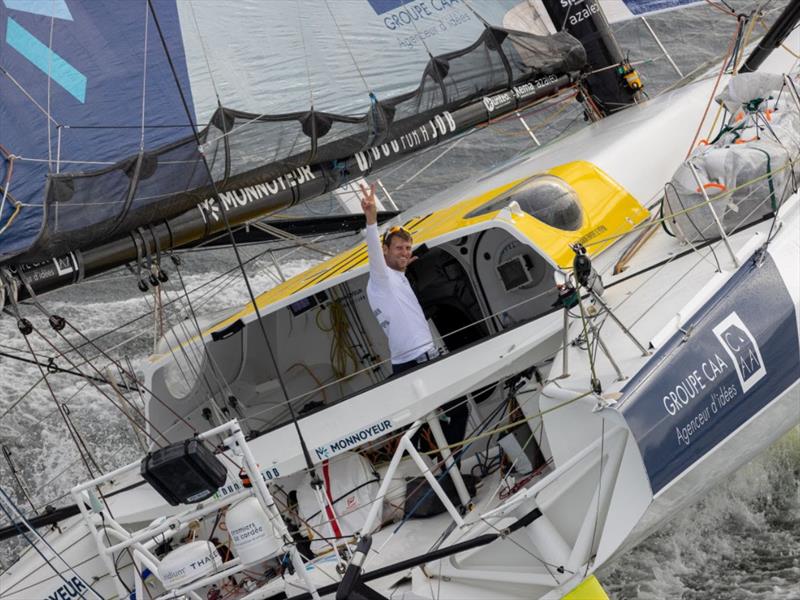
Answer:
[315, 298, 359, 380]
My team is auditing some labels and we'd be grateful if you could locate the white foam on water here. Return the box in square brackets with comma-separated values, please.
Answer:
[600, 427, 800, 599]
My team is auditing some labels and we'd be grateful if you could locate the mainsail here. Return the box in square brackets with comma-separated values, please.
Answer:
[0, 0, 585, 298]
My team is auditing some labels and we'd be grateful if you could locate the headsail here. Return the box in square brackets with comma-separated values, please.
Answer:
[0, 0, 586, 299]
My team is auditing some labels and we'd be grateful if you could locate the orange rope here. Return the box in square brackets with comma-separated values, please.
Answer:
[686, 17, 744, 158]
[695, 182, 727, 192]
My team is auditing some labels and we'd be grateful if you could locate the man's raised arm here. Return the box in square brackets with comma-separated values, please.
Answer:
[361, 182, 388, 280]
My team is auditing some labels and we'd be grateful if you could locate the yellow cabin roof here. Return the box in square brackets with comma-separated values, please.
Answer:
[171, 160, 648, 348]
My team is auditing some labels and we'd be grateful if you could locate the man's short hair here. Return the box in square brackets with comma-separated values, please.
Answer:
[383, 225, 412, 247]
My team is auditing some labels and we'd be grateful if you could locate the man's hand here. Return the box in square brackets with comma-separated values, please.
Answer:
[360, 182, 378, 226]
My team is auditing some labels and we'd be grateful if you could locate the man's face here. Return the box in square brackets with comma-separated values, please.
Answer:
[383, 236, 413, 272]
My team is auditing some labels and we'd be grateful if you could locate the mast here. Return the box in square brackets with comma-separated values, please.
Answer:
[539, 0, 641, 115]
[740, 0, 800, 73]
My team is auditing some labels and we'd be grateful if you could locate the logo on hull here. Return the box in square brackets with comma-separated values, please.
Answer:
[712, 312, 766, 394]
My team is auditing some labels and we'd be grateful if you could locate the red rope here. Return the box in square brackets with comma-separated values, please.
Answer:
[322, 460, 343, 539]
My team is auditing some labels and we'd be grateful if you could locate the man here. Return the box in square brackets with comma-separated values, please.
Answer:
[361, 183, 469, 467]
[360, 182, 436, 375]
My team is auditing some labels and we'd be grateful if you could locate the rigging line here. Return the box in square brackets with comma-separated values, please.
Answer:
[760, 172, 794, 253]
[686, 16, 743, 157]
[54, 318, 192, 441]
[665, 180, 722, 271]
[29, 323, 170, 449]
[56, 325, 151, 376]
[5, 156, 116, 165]
[28, 378, 90, 431]
[188, 0, 222, 105]
[139, 0, 150, 152]
[0, 348, 135, 389]
[405, 1, 438, 60]
[297, 0, 315, 109]
[460, 0, 491, 27]
[757, 12, 800, 59]
[0, 148, 17, 223]
[148, 0, 318, 474]
[395, 136, 466, 192]
[158, 233, 272, 406]
[0, 66, 60, 126]
[53, 245, 280, 360]
[0, 366, 48, 421]
[477, 516, 565, 580]
[139, 287, 217, 407]
[703, 0, 737, 18]
[380, 88, 576, 182]
[156, 270, 239, 415]
[0, 301, 103, 481]
[604, 211, 780, 304]
[0, 486, 107, 600]
[323, 0, 370, 93]
[622, 191, 780, 329]
[250, 221, 335, 256]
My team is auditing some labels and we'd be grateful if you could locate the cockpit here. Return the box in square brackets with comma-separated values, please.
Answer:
[146, 220, 563, 443]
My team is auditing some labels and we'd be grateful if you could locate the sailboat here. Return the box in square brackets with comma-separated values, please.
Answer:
[1, 0, 798, 599]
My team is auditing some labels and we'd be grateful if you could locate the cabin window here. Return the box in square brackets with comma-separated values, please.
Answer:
[466, 174, 583, 231]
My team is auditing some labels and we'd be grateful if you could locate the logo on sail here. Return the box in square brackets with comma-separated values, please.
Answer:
[712, 312, 766, 393]
[3, 2, 87, 103]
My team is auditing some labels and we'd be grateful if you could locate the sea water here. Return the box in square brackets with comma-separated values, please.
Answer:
[1, 2, 798, 598]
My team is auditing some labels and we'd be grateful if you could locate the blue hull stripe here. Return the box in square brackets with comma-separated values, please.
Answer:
[5, 16, 86, 102]
[620, 253, 800, 493]
[2, 0, 73, 21]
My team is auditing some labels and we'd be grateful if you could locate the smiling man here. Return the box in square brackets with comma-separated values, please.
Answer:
[360, 182, 436, 375]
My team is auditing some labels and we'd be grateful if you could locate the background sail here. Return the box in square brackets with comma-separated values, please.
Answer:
[0, 0, 585, 266]
[179, 0, 530, 119]
[599, 0, 704, 23]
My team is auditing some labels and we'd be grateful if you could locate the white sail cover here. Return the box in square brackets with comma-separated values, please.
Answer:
[663, 73, 800, 242]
